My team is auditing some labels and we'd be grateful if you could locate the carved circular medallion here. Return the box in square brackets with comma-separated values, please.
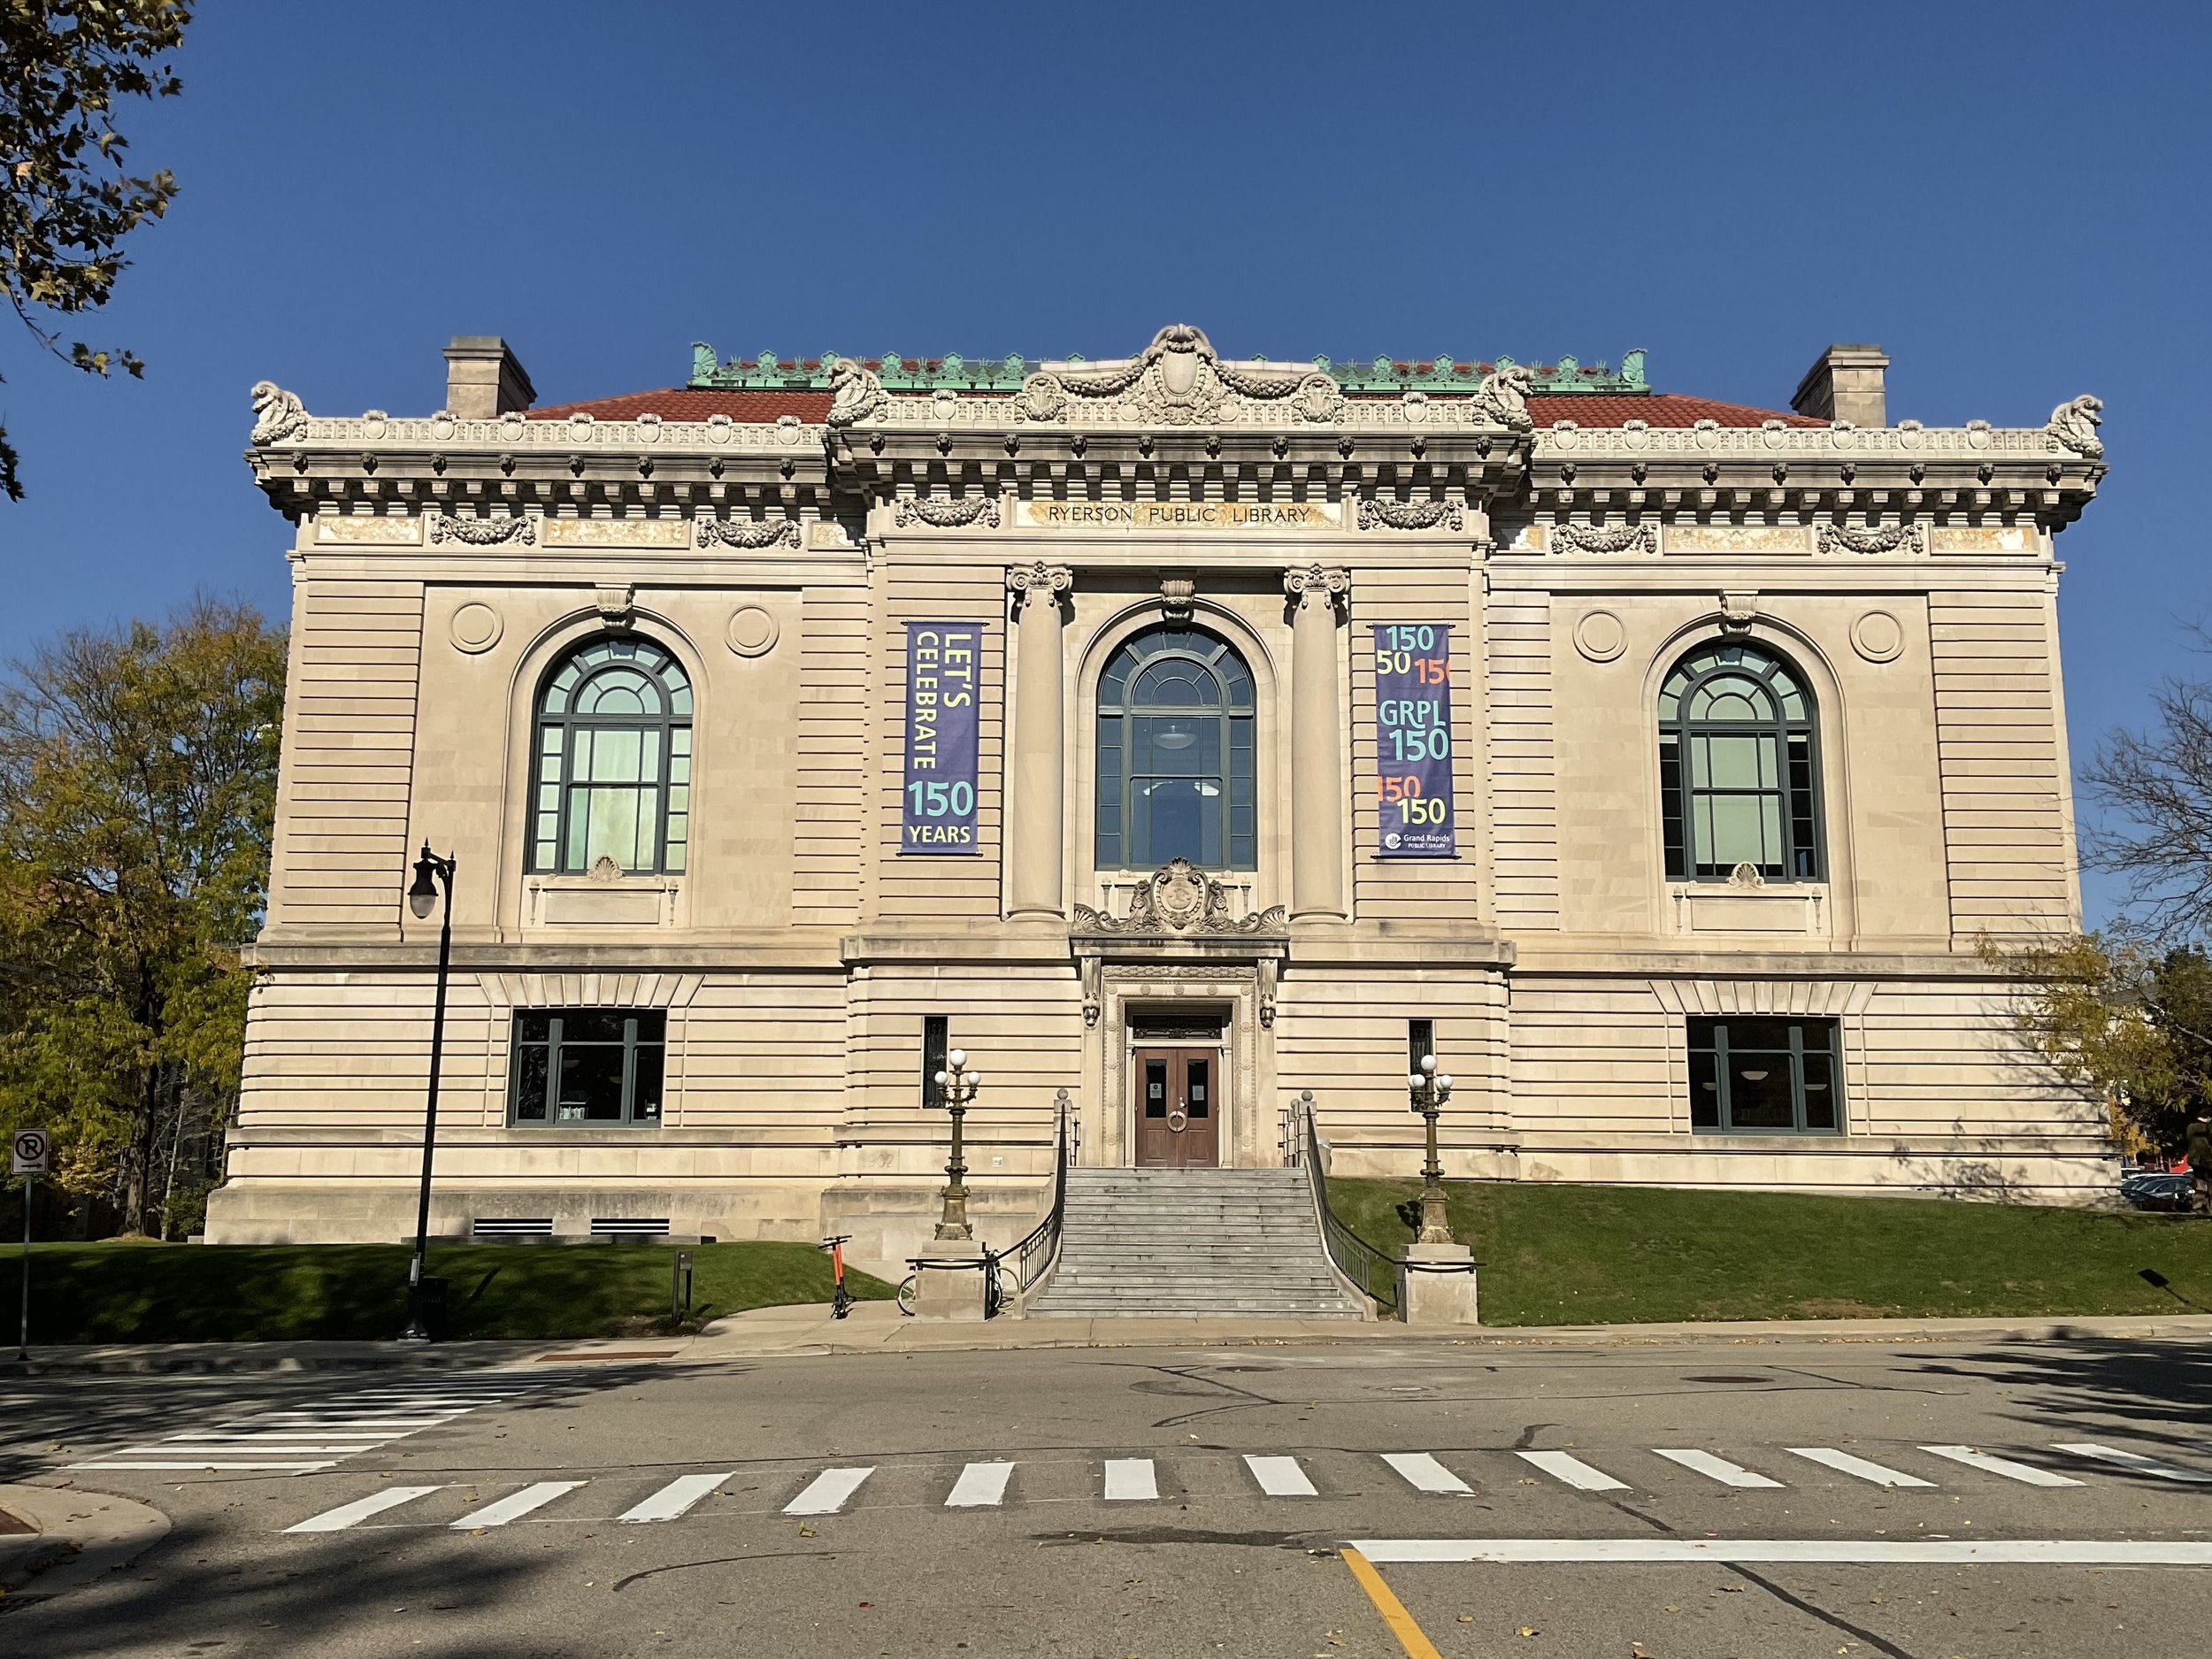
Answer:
[448, 602, 503, 655]
[726, 605, 779, 657]
[1851, 610, 1904, 664]
[1572, 610, 1625, 663]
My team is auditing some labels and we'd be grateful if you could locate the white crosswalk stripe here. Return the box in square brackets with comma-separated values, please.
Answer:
[1382, 1452, 1473, 1495]
[1920, 1445, 2083, 1487]
[945, 1461, 1015, 1509]
[456, 1481, 587, 1529]
[1516, 1451, 1629, 1492]
[2055, 1442, 2212, 1483]
[66, 1369, 561, 1475]
[285, 1486, 444, 1533]
[618, 1472, 733, 1524]
[1654, 1449, 1785, 1489]
[785, 1466, 875, 1515]
[1103, 1458, 1158, 1501]
[1244, 1455, 1317, 1497]
[1787, 1448, 1936, 1487]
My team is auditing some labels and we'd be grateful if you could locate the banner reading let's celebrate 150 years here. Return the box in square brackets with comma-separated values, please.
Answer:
[900, 622, 982, 854]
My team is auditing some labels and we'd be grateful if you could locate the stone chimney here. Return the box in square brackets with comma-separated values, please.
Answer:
[1791, 343, 1888, 427]
[442, 336, 535, 419]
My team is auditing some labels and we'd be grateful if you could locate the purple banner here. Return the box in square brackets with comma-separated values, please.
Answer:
[1372, 623, 1455, 858]
[901, 621, 982, 855]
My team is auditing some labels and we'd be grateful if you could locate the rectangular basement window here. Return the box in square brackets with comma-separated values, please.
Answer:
[509, 1009, 666, 1125]
[590, 1217, 672, 1240]
[1686, 1016, 1843, 1133]
[471, 1217, 555, 1240]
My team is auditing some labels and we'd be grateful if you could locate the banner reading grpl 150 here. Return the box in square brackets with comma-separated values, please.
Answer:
[901, 621, 982, 854]
[1373, 623, 1455, 857]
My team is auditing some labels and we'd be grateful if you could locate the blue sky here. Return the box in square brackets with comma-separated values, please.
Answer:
[3, 2, 2205, 920]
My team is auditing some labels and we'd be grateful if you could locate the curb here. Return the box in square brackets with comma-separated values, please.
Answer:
[0, 1340, 554, 1377]
[0, 1486, 170, 1604]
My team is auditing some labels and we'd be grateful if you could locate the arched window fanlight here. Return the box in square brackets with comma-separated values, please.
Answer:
[1095, 626, 1256, 870]
[529, 636, 693, 875]
[1658, 641, 1822, 881]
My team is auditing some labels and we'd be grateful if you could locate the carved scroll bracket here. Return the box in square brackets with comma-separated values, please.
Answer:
[1283, 565, 1351, 615]
[1007, 560, 1073, 613]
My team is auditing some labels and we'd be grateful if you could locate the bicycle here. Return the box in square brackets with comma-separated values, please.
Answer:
[895, 1248, 1013, 1318]
[819, 1234, 856, 1319]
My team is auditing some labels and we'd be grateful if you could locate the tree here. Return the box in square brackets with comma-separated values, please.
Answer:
[1981, 931, 2212, 1162]
[0, 597, 284, 1236]
[2080, 659, 2212, 940]
[1, 0, 192, 500]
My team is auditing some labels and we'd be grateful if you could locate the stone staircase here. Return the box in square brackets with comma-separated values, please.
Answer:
[1025, 1167, 1370, 1318]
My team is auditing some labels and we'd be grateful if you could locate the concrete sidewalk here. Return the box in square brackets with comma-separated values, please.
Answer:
[0, 1486, 169, 1603]
[662, 1298, 2212, 1360]
[3, 1306, 2207, 1374]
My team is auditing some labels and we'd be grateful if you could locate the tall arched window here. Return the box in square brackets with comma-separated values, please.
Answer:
[1095, 626, 1256, 871]
[1659, 641, 1821, 881]
[529, 636, 692, 875]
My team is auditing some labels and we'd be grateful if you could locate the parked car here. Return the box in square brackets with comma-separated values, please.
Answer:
[2120, 1168, 2197, 1212]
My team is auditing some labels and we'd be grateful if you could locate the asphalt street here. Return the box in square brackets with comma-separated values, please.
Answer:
[4, 1333, 2209, 1657]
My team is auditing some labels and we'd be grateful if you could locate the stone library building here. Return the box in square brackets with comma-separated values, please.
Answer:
[208, 325, 2113, 1292]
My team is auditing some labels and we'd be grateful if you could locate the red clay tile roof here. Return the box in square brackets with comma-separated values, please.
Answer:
[524, 387, 1822, 429]
[1527, 394, 1824, 428]
[527, 388, 833, 421]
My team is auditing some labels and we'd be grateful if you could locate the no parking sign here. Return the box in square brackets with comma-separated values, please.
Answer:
[11, 1129, 46, 1176]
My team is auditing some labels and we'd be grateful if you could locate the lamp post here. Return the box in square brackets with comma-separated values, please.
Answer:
[1407, 1052, 1455, 1245]
[401, 842, 456, 1341]
[932, 1048, 981, 1241]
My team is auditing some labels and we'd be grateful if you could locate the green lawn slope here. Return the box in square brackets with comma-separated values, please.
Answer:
[1329, 1179, 2212, 1325]
[11, 1240, 892, 1344]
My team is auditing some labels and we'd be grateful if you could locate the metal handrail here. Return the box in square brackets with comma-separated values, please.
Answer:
[1006, 1087, 1072, 1298]
[1293, 1090, 1399, 1314]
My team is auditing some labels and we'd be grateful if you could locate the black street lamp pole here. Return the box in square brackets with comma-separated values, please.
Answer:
[401, 842, 457, 1341]
[1407, 1052, 1456, 1245]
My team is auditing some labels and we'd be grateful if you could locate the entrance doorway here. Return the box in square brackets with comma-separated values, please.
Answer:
[1129, 1015, 1224, 1168]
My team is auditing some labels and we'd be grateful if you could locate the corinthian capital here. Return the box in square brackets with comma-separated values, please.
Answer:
[1007, 562, 1074, 612]
[1284, 564, 1351, 612]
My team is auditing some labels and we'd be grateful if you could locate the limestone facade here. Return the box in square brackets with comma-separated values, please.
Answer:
[209, 328, 2114, 1266]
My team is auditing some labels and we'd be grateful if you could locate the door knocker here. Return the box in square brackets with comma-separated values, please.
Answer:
[1167, 1107, 1189, 1133]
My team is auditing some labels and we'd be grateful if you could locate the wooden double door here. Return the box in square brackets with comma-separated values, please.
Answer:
[1132, 1046, 1220, 1167]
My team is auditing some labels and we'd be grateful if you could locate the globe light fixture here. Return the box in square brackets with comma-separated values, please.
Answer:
[1408, 1052, 1456, 1245]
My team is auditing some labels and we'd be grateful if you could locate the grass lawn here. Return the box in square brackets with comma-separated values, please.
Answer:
[10, 1240, 894, 1345]
[1330, 1178, 2212, 1326]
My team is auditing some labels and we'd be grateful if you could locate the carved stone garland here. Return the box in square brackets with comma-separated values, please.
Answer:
[1816, 521, 1926, 556]
[697, 516, 802, 549]
[895, 495, 1002, 529]
[1552, 521, 1656, 555]
[1358, 496, 1466, 532]
[432, 514, 535, 546]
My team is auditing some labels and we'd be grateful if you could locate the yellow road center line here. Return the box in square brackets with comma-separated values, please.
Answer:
[1340, 1547, 1444, 1659]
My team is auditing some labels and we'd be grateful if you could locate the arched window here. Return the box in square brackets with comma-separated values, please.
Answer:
[529, 636, 692, 875]
[1658, 641, 1821, 881]
[1095, 626, 1256, 871]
